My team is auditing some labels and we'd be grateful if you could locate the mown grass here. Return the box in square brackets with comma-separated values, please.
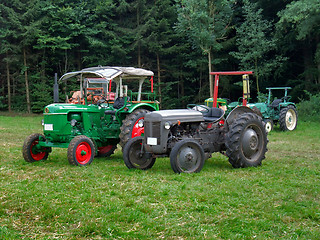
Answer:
[0, 114, 319, 239]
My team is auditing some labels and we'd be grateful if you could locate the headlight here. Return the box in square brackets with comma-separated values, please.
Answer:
[70, 119, 77, 127]
[41, 119, 44, 126]
[164, 121, 171, 130]
[138, 119, 144, 128]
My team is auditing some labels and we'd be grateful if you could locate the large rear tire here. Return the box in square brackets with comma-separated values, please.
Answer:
[169, 139, 205, 174]
[123, 136, 156, 170]
[226, 113, 267, 168]
[22, 133, 51, 163]
[119, 109, 150, 148]
[68, 135, 95, 166]
[279, 105, 298, 131]
[98, 145, 117, 157]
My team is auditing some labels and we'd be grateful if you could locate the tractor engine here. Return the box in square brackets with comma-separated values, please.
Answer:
[143, 109, 224, 156]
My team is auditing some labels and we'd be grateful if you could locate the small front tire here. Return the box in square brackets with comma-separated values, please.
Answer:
[169, 139, 205, 174]
[264, 119, 273, 133]
[123, 136, 156, 170]
[22, 133, 51, 163]
[68, 135, 95, 166]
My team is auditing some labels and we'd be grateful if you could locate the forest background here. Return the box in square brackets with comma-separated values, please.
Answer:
[0, 0, 319, 113]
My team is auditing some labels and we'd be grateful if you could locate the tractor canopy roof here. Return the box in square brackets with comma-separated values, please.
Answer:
[266, 87, 291, 91]
[59, 66, 154, 82]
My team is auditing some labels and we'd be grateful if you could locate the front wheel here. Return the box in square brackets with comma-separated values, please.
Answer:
[22, 133, 51, 163]
[68, 135, 95, 166]
[264, 119, 273, 133]
[226, 113, 268, 168]
[279, 106, 298, 131]
[169, 139, 205, 174]
[123, 136, 156, 170]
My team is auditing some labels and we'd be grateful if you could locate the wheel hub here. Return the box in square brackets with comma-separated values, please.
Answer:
[81, 150, 87, 156]
[179, 147, 197, 170]
[129, 141, 153, 168]
[242, 128, 259, 157]
[75, 142, 91, 164]
[265, 122, 272, 132]
[286, 109, 296, 130]
[30, 140, 47, 161]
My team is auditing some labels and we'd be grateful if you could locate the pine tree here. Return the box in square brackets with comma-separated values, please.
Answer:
[175, 0, 234, 97]
[230, 0, 285, 93]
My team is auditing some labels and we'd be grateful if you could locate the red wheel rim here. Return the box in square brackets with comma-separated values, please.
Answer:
[30, 140, 46, 161]
[75, 141, 92, 165]
[131, 117, 144, 138]
[98, 145, 114, 155]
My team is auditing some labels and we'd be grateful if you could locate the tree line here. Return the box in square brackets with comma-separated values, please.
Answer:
[0, 0, 319, 113]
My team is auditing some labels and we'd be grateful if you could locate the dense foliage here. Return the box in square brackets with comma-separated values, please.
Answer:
[297, 92, 320, 122]
[0, 0, 319, 112]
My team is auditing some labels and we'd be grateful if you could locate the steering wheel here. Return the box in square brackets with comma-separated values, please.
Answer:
[281, 96, 291, 102]
[187, 104, 210, 113]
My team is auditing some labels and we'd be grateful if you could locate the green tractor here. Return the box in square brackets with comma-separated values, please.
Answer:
[247, 87, 298, 132]
[23, 66, 159, 166]
[204, 72, 298, 133]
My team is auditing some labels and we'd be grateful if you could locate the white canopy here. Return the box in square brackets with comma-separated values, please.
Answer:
[59, 66, 154, 82]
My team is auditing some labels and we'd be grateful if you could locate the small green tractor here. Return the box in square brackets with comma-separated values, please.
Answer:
[23, 66, 159, 166]
[204, 72, 298, 133]
[247, 87, 298, 132]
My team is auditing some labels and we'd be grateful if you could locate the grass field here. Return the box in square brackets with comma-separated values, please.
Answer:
[0, 114, 319, 239]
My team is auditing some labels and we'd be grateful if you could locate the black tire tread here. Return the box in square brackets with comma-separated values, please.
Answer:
[279, 105, 298, 131]
[22, 133, 49, 163]
[119, 109, 149, 148]
[98, 145, 117, 157]
[169, 139, 205, 174]
[226, 113, 268, 168]
[123, 136, 156, 170]
[67, 135, 95, 166]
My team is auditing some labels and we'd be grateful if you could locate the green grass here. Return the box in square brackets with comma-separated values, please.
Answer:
[0, 114, 319, 239]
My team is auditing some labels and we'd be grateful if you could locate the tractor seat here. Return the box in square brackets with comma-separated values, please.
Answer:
[270, 99, 282, 108]
[104, 110, 116, 115]
[203, 107, 225, 122]
[113, 97, 124, 109]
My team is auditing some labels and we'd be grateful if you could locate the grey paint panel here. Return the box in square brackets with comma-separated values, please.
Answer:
[146, 109, 204, 123]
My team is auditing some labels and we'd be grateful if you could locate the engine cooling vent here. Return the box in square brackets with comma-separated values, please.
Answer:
[144, 121, 161, 139]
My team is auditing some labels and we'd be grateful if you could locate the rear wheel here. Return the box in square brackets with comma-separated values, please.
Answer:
[123, 136, 156, 170]
[68, 135, 95, 166]
[98, 145, 117, 157]
[22, 133, 51, 163]
[279, 106, 298, 131]
[169, 139, 205, 173]
[226, 113, 267, 168]
[119, 109, 150, 148]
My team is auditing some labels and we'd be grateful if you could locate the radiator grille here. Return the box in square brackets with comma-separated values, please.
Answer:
[145, 121, 161, 138]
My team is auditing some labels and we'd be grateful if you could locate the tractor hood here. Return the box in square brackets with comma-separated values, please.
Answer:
[59, 66, 154, 82]
[145, 109, 204, 123]
[44, 103, 100, 114]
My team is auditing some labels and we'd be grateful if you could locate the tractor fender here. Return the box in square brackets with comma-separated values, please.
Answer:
[226, 106, 256, 126]
[127, 103, 158, 113]
[279, 103, 297, 109]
